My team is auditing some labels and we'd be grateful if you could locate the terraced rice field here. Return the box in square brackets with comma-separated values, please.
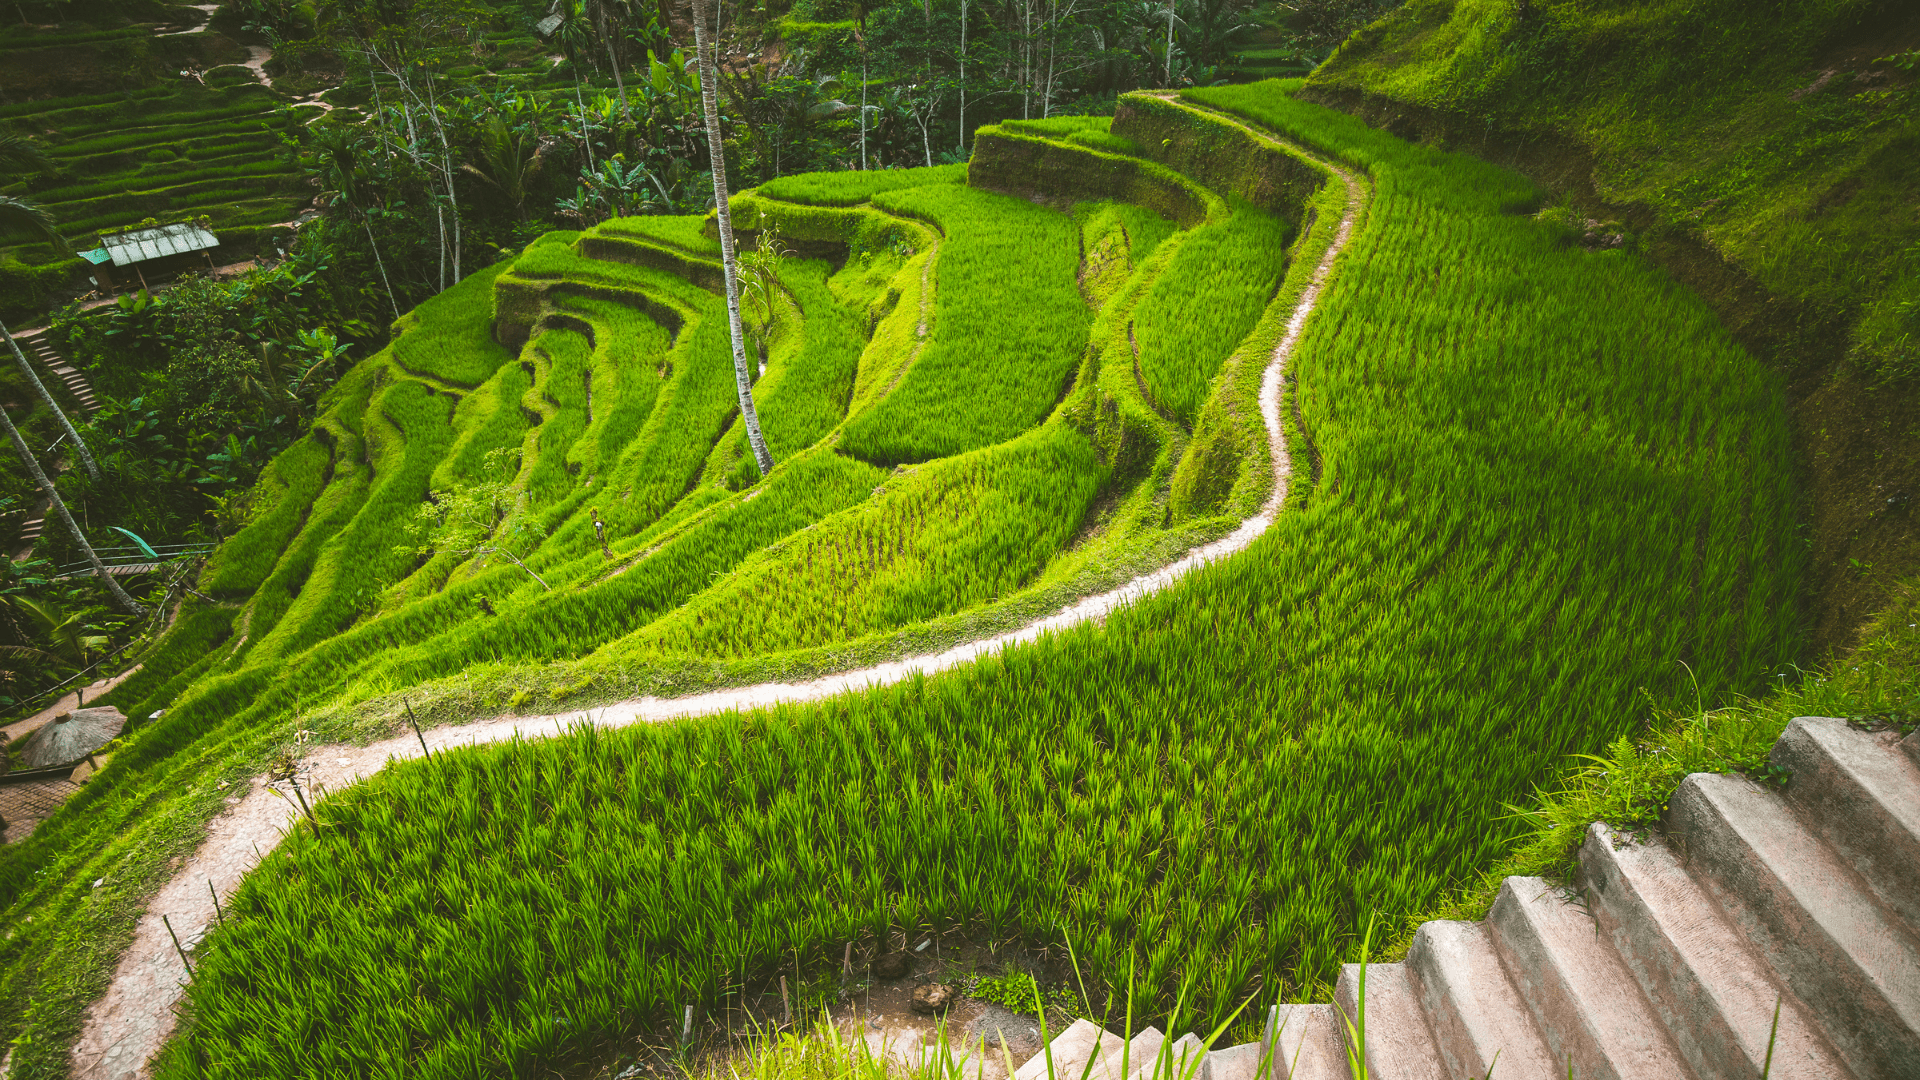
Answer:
[0, 82, 1803, 1080]
[0, 79, 309, 261]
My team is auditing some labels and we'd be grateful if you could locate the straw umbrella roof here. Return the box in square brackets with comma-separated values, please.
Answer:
[17, 707, 126, 770]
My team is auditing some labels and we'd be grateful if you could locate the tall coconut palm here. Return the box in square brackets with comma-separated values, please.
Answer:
[690, 0, 773, 477]
[0, 134, 65, 253]
[459, 113, 548, 221]
[0, 400, 144, 615]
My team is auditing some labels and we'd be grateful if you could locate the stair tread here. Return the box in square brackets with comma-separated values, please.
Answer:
[1334, 964, 1445, 1080]
[1127, 1032, 1206, 1080]
[1084, 1026, 1166, 1080]
[1017, 1019, 1126, 1080]
[1580, 823, 1851, 1080]
[1670, 773, 1920, 1079]
[1772, 716, 1920, 927]
[1489, 876, 1696, 1080]
[1263, 1005, 1343, 1080]
[1197, 1042, 1259, 1080]
[1406, 920, 1557, 1079]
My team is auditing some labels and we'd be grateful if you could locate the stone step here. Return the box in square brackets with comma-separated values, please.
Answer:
[1906, 726, 1920, 770]
[1084, 1025, 1165, 1080]
[1578, 823, 1852, 1080]
[1770, 715, 1920, 928]
[1332, 963, 1444, 1080]
[1667, 773, 1920, 1080]
[1128, 1032, 1207, 1080]
[1404, 920, 1556, 1079]
[1487, 877, 1696, 1080]
[1197, 1041, 1260, 1080]
[1015, 1019, 1126, 1080]
[1261, 1005, 1344, 1080]
[1122, 1025, 1165, 1079]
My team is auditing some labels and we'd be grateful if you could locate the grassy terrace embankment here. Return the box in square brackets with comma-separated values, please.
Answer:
[0, 84, 1805, 1080]
[1296, 0, 1920, 649]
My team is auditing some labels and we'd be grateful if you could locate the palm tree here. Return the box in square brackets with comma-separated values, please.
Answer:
[459, 113, 548, 221]
[0, 134, 65, 253]
[0, 400, 144, 615]
[690, 0, 773, 477]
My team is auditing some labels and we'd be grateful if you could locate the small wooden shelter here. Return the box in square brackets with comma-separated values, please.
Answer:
[98, 223, 221, 291]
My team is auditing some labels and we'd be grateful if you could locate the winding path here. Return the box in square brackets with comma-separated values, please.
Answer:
[68, 128, 1367, 1080]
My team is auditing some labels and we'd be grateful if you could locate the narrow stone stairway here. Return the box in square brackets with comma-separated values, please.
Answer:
[7, 327, 96, 559]
[14, 327, 100, 415]
[1012, 717, 1920, 1079]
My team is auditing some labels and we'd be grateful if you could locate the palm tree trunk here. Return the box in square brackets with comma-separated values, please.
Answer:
[364, 218, 402, 322]
[1165, 0, 1175, 85]
[691, 0, 773, 477]
[0, 319, 99, 482]
[606, 37, 631, 122]
[958, 0, 968, 155]
[0, 400, 143, 614]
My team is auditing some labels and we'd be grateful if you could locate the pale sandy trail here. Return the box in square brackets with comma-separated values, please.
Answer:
[70, 141, 1365, 1080]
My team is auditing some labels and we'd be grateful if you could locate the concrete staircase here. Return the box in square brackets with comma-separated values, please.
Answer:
[12, 327, 100, 415]
[1012, 717, 1920, 1080]
[6, 328, 96, 559]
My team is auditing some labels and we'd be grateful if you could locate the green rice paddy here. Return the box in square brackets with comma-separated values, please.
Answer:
[0, 80, 306, 260]
[0, 81, 1804, 1080]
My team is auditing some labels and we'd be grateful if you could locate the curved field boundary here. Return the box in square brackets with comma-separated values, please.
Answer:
[69, 130, 1366, 1080]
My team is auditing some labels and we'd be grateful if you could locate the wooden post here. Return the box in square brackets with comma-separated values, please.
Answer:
[404, 698, 434, 763]
[162, 914, 194, 978]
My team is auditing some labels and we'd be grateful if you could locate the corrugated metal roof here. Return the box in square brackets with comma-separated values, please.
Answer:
[76, 247, 113, 265]
[100, 223, 220, 267]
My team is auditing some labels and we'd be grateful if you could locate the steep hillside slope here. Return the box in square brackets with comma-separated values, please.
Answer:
[0, 86, 1816, 1078]
[1302, 0, 1920, 651]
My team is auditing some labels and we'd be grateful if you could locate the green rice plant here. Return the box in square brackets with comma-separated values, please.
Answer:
[0, 26, 149, 50]
[46, 113, 282, 156]
[432, 355, 536, 492]
[629, 420, 1106, 657]
[521, 329, 593, 507]
[389, 263, 515, 387]
[716, 257, 865, 487]
[0, 86, 174, 120]
[1074, 200, 1179, 310]
[507, 239, 713, 310]
[32, 163, 297, 207]
[595, 213, 721, 254]
[0, 84, 1816, 1080]
[837, 184, 1092, 463]
[1001, 116, 1141, 156]
[243, 379, 457, 667]
[755, 163, 967, 207]
[199, 434, 333, 596]
[1132, 199, 1291, 427]
[88, 604, 237, 718]
[549, 294, 673, 479]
